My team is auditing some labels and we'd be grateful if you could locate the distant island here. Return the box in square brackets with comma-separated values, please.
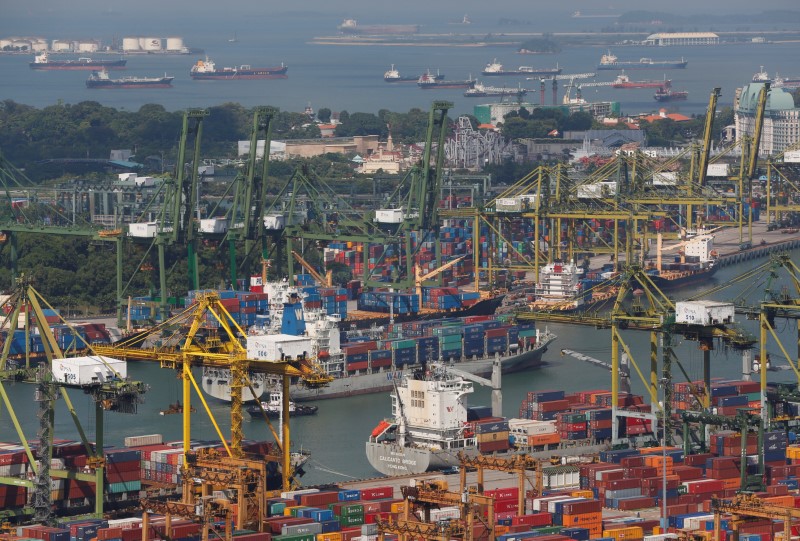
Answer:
[518, 38, 561, 54]
[617, 9, 800, 25]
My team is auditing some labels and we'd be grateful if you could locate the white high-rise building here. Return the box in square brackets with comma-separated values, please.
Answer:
[734, 82, 800, 155]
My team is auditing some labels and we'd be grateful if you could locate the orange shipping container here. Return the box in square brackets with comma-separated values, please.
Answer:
[561, 512, 602, 526]
[317, 535, 342, 541]
[603, 526, 644, 540]
[528, 433, 561, 446]
[763, 495, 795, 507]
[721, 478, 741, 490]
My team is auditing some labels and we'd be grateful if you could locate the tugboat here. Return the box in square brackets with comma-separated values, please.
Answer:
[246, 390, 318, 418]
[654, 87, 688, 101]
[384, 65, 443, 83]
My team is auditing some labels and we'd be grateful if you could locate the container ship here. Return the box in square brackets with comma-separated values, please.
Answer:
[86, 70, 174, 89]
[597, 51, 687, 71]
[643, 233, 718, 290]
[654, 87, 688, 101]
[523, 261, 617, 313]
[383, 65, 443, 83]
[337, 19, 420, 35]
[464, 82, 527, 98]
[611, 72, 671, 89]
[481, 60, 562, 77]
[189, 57, 288, 80]
[29, 52, 127, 70]
[417, 73, 475, 89]
[197, 278, 553, 403]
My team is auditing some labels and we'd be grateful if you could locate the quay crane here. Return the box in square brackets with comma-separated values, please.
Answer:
[712, 493, 800, 541]
[93, 291, 333, 492]
[457, 452, 547, 514]
[0, 277, 148, 521]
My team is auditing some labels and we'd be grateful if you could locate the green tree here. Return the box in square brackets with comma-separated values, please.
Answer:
[317, 107, 332, 123]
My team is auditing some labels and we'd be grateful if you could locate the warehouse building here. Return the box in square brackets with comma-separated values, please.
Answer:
[643, 32, 719, 46]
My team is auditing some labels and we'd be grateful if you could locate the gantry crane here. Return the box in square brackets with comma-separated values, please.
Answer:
[457, 452, 546, 515]
[376, 479, 497, 541]
[0, 277, 148, 521]
[712, 493, 800, 541]
[93, 291, 333, 491]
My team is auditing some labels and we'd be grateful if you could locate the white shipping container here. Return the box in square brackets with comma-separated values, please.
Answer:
[0, 463, 27, 477]
[429, 507, 461, 521]
[247, 334, 313, 361]
[577, 184, 602, 199]
[543, 468, 580, 489]
[645, 535, 679, 541]
[264, 214, 286, 230]
[128, 222, 159, 238]
[375, 208, 404, 223]
[653, 172, 678, 186]
[124, 434, 164, 447]
[199, 218, 228, 234]
[675, 300, 734, 325]
[784, 150, 800, 163]
[51, 356, 127, 385]
[706, 163, 730, 177]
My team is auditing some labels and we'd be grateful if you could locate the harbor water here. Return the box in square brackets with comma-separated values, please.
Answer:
[2, 248, 800, 486]
[1, 9, 800, 116]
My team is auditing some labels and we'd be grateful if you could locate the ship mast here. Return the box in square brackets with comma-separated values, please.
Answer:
[392, 378, 408, 448]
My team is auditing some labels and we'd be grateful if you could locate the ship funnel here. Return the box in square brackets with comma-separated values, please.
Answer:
[281, 296, 307, 335]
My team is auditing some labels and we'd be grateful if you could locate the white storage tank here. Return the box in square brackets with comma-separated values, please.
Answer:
[77, 41, 99, 53]
[142, 37, 162, 51]
[31, 41, 48, 52]
[122, 37, 141, 51]
[165, 37, 184, 51]
[52, 356, 127, 385]
[51, 40, 72, 52]
[12, 40, 32, 50]
[0, 39, 12, 49]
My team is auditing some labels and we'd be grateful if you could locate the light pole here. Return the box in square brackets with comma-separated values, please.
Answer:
[660, 377, 668, 532]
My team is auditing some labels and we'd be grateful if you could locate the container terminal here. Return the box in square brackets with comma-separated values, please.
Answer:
[1, 86, 800, 541]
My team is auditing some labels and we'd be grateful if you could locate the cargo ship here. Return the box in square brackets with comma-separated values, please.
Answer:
[417, 72, 475, 89]
[611, 72, 670, 89]
[643, 232, 719, 290]
[383, 65, 443, 83]
[86, 69, 174, 89]
[338, 19, 420, 35]
[464, 82, 527, 98]
[246, 390, 319, 418]
[481, 60, 561, 77]
[525, 262, 617, 313]
[200, 276, 552, 403]
[189, 57, 288, 80]
[29, 52, 127, 70]
[654, 87, 689, 102]
[597, 51, 687, 71]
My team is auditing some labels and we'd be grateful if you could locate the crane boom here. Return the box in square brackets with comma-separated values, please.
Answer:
[747, 83, 770, 180]
[697, 87, 721, 188]
[291, 250, 332, 287]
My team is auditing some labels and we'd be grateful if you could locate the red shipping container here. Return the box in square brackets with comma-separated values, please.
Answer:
[360, 486, 393, 500]
[512, 513, 552, 527]
[686, 479, 725, 494]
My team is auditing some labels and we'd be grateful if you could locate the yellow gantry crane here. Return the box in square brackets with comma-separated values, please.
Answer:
[457, 452, 546, 515]
[712, 494, 800, 541]
[94, 291, 332, 491]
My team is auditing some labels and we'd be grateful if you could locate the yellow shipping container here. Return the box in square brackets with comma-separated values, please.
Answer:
[317, 534, 342, 541]
[786, 445, 800, 460]
[603, 526, 644, 540]
[570, 490, 595, 499]
[390, 502, 406, 513]
[284, 505, 299, 516]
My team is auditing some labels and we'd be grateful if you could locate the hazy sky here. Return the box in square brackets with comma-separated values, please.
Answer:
[4, 0, 800, 21]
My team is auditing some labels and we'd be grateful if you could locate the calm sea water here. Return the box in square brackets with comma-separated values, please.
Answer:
[2, 248, 800, 485]
[1, 9, 799, 117]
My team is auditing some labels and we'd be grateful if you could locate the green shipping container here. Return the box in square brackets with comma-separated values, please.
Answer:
[289, 505, 310, 517]
[518, 329, 538, 338]
[532, 526, 562, 535]
[338, 514, 365, 527]
[273, 535, 316, 541]
[336, 503, 364, 517]
[107, 480, 141, 493]
[441, 333, 463, 344]
[269, 502, 286, 516]
[440, 342, 462, 351]
[391, 339, 416, 350]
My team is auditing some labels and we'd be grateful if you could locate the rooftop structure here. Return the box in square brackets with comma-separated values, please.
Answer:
[643, 32, 719, 46]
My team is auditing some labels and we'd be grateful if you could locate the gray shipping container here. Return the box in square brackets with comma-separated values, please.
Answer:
[282, 524, 323, 536]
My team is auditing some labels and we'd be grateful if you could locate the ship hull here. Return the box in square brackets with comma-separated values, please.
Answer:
[366, 439, 611, 476]
[643, 265, 718, 291]
[87, 79, 173, 89]
[347, 294, 504, 329]
[481, 70, 561, 77]
[612, 81, 667, 89]
[31, 60, 127, 71]
[290, 333, 554, 402]
[190, 67, 288, 80]
[418, 81, 475, 89]
[384, 76, 418, 83]
[246, 405, 318, 418]
[597, 61, 687, 71]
